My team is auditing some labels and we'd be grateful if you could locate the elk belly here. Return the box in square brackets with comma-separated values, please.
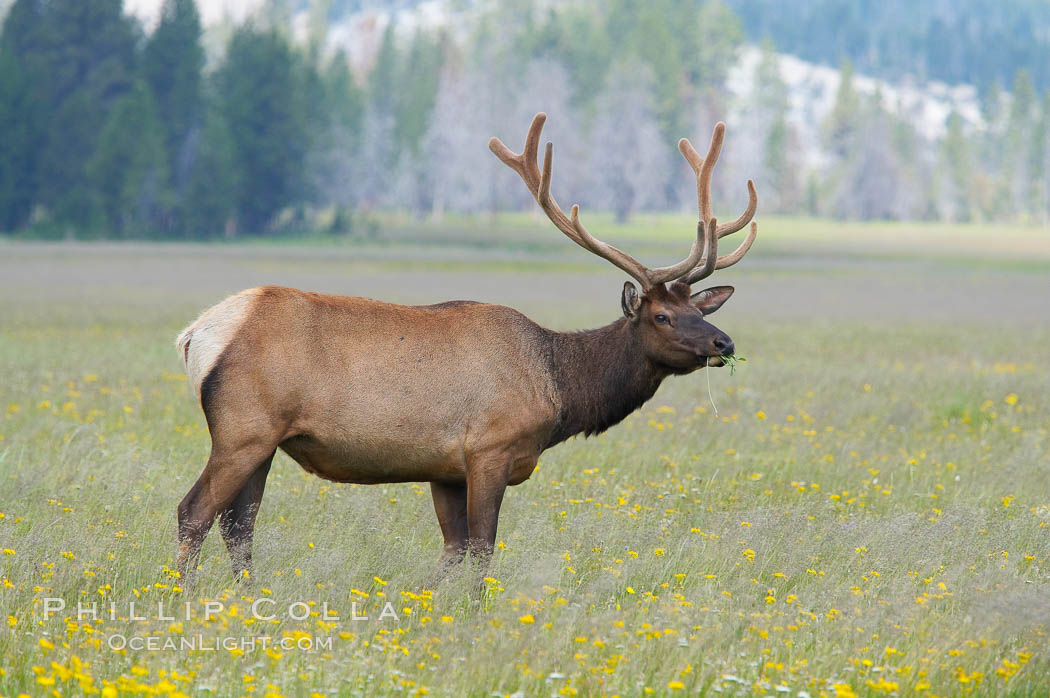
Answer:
[278, 430, 466, 484]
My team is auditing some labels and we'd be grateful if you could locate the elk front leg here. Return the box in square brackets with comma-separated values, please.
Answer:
[465, 465, 508, 565]
[218, 453, 274, 580]
[431, 481, 468, 564]
[426, 481, 468, 585]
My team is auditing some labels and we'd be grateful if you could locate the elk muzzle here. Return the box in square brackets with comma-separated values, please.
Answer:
[698, 330, 733, 367]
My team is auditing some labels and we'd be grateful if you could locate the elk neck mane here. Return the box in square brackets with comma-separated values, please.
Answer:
[543, 318, 667, 447]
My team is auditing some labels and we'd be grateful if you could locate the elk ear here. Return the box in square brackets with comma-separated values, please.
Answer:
[621, 281, 642, 319]
[691, 285, 734, 315]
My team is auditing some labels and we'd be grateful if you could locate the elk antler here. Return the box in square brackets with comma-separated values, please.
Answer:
[489, 113, 708, 291]
[677, 122, 758, 285]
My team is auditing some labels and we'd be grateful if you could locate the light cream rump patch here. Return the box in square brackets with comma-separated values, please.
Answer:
[175, 288, 261, 398]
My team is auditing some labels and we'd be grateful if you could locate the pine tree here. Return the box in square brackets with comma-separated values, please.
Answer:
[825, 61, 860, 160]
[693, 0, 743, 90]
[845, 94, 904, 219]
[1006, 69, 1036, 216]
[183, 108, 239, 238]
[533, 5, 611, 107]
[216, 27, 311, 233]
[326, 51, 365, 137]
[1031, 92, 1050, 221]
[0, 47, 35, 230]
[980, 80, 1002, 126]
[975, 78, 1005, 215]
[392, 31, 445, 216]
[369, 21, 399, 118]
[357, 20, 401, 207]
[88, 82, 169, 237]
[822, 61, 863, 218]
[627, 0, 685, 138]
[142, 0, 204, 197]
[0, 0, 49, 230]
[1, 0, 137, 230]
[1009, 70, 1036, 128]
[940, 111, 973, 221]
[753, 42, 798, 213]
[306, 51, 364, 214]
[889, 113, 928, 220]
[41, 1, 138, 223]
[395, 30, 444, 156]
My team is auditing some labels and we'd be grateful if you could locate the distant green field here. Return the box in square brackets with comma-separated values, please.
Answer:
[369, 212, 1050, 264]
[176, 212, 1050, 278]
[1, 225, 1048, 696]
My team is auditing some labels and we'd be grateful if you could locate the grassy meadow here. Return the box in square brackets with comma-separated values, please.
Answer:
[1, 216, 1049, 697]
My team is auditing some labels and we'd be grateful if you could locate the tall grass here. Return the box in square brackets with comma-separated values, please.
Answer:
[0, 241, 1048, 696]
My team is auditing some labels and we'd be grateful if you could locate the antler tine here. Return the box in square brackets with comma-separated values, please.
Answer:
[678, 137, 703, 173]
[490, 113, 706, 290]
[683, 220, 756, 286]
[715, 220, 757, 269]
[488, 112, 546, 196]
[679, 122, 724, 223]
[698, 124, 725, 224]
[552, 146, 706, 287]
[682, 218, 757, 285]
[676, 121, 758, 284]
[489, 114, 582, 249]
[681, 218, 719, 285]
[716, 179, 757, 237]
[567, 204, 706, 287]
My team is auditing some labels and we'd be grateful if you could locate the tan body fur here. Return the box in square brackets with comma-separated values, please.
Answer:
[184, 286, 556, 487]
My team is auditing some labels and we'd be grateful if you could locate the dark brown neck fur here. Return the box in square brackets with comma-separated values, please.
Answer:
[544, 318, 667, 447]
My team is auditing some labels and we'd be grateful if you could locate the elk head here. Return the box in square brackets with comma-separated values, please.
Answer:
[489, 113, 757, 373]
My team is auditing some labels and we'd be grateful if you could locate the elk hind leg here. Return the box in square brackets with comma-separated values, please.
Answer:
[176, 439, 277, 584]
[218, 452, 274, 580]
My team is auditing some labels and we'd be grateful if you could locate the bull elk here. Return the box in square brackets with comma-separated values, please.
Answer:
[173, 113, 757, 582]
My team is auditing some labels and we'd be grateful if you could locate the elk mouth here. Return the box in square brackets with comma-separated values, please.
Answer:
[702, 355, 727, 368]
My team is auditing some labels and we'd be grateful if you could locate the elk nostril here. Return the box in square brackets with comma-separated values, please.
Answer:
[713, 337, 733, 354]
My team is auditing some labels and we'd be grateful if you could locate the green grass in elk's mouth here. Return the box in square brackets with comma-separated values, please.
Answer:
[705, 354, 745, 415]
[721, 353, 746, 375]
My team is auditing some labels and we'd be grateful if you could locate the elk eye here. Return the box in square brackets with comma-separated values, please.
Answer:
[654, 313, 670, 325]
